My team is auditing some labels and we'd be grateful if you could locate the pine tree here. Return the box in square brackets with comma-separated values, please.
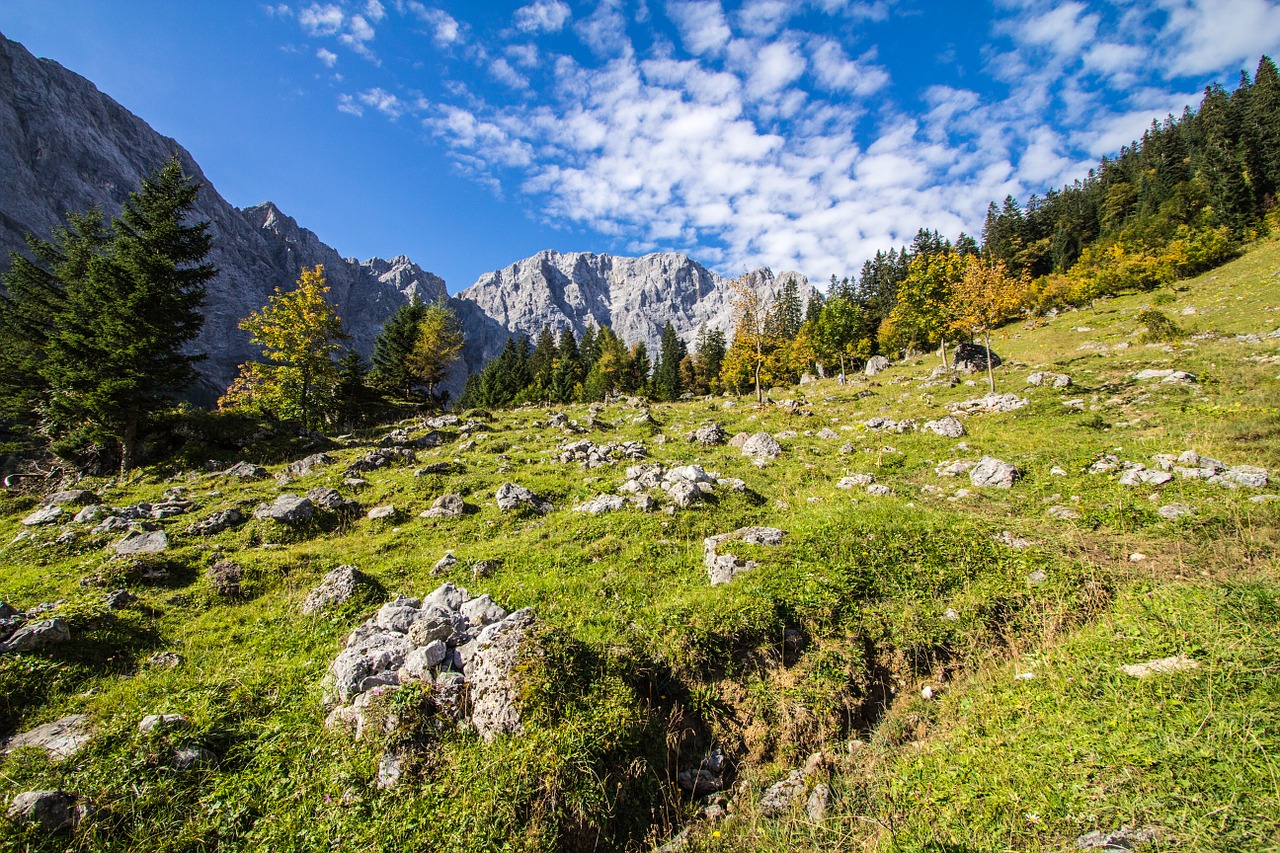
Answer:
[369, 294, 428, 398]
[652, 321, 683, 401]
[41, 158, 215, 472]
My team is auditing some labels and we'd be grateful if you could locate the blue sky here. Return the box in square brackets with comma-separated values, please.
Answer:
[3, 1, 1280, 292]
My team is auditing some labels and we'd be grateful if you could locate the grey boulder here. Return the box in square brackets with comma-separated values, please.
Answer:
[969, 456, 1020, 489]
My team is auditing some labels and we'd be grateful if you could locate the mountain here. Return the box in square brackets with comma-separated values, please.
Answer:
[0, 31, 804, 405]
[0, 33, 446, 403]
[454, 249, 811, 370]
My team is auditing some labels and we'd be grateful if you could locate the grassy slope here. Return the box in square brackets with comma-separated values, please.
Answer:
[0, 238, 1278, 852]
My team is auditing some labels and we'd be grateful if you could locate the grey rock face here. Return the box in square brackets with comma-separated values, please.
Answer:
[864, 355, 890, 376]
[969, 456, 1020, 489]
[0, 35, 447, 402]
[3, 714, 89, 758]
[454, 250, 813, 388]
[468, 608, 537, 741]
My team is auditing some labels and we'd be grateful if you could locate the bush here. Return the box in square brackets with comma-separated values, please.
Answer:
[1135, 308, 1184, 342]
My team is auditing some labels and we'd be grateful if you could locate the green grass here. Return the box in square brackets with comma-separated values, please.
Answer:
[2, 236, 1279, 851]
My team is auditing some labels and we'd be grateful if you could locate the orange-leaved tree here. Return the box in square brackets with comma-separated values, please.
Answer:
[220, 265, 346, 431]
[950, 256, 1025, 391]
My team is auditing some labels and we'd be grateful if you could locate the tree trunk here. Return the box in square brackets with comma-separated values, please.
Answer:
[754, 358, 762, 403]
[984, 331, 995, 391]
[940, 337, 948, 368]
[119, 413, 138, 477]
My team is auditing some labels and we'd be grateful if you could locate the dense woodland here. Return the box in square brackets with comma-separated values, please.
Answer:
[1, 58, 1278, 469]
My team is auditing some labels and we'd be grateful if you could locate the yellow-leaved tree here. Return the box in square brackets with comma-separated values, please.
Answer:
[219, 265, 347, 431]
[950, 257, 1026, 391]
[406, 302, 465, 404]
[723, 276, 773, 402]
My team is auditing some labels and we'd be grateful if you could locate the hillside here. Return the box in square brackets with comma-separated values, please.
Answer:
[1, 237, 1278, 851]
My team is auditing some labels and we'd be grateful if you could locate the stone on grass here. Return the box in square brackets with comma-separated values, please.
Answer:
[807, 783, 832, 822]
[302, 565, 375, 615]
[687, 423, 727, 446]
[969, 456, 1020, 489]
[103, 589, 136, 610]
[283, 453, 333, 476]
[7, 790, 94, 833]
[173, 746, 218, 771]
[1, 618, 70, 655]
[43, 489, 98, 507]
[114, 529, 169, 556]
[741, 431, 782, 460]
[866, 484, 893, 497]
[495, 483, 553, 515]
[3, 714, 89, 759]
[864, 355, 890, 376]
[187, 507, 245, 536]
[431, 552, 457, 575]
[837, 474, 874, 489]
[1219, 465, 1269, 488]
[574, 494, 626, 515]
[1119, 655, 1198, 678]
[138, 714, 189, 735]
[22, 505, 63, 526]
[922, 415, 965, 438]
[421, 494, 466, 519]
[759, 769, 806, 817]
[366, 505, 398, 521]
[1027, 371, 1071, 388]
[223, 461, 267, 479]
[1157, 503, 1193, 520]
[253, 494, 315, 525]
[306, 487, 360, 513]
[1047, 505, 1079, 520]
[705, 527, 785, 585]
[208, 560, 244, 598]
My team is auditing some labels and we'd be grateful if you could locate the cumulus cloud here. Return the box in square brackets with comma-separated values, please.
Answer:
[1156, 0, 1280, 74]
[406, 3, 463, 46]
[317, 47, 338, 67]
[513, 0, 572, 34]
[359, 87, 404, 118]
[299, 3, 344, 36]
[667, 0, 733, 56]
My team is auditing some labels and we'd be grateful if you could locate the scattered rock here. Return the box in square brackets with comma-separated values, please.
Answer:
[21, 505, 63, 526]
[969, 456, 1020, 489]
[468, 608, 538, 740]
[705, 527, 785, 585]
[953, 342, 1001, 372]
[741, 432, 782, 460]
[1027, 371, 1071, 388]
[7, 790, 94, 833]
[935, 459, 977, 477]
[687, 422, 727, 446]
[3, 714, 89, 759]
[421, 494, 467, 519]
[187, 507, 245, 536]
[1026, 569, 1048, 586]
[223, 461, 267, 479]
[864, 355, 890, 376]
[138, 714, 189, 735]
[148, 651, 184, 669]
[921, 415, 965, 438]
[1075, 825, 1158, 850]
[836, 474, 874, 488]
[173, 746, 218, 771]
[305, 487, 361, 513]
[366, 505, 399, 521]
[253, 494, 315, 525]
[1133, 368, 1196, 384]
[994, 531, 1036, 549]
[573, 494, 626, 515]
[0, 618, 70, 654]
[864, 416, 916, 433]
[866, 484, 893, 497]
[283, 452, 333, 476]
[103, 589, 136, 609]
[1119, 655, 1198, 678]
[432, 553, 457, 575]
[759, 769, 806, 817]
[1047, 505, 1080, 520]
[495, 483, 553, 515]
[114, 529, 169, 556]
[806, 783, 831, 822]
[43, 489, 98, 507]
[1118, 467, 1173, 487]
[1217, 465, 1269, 488]
[208, 560, 244, 598]
[1157, 503, 1193, 520]
[302, 565, 376, 615]
[950, 392, 1028, 414]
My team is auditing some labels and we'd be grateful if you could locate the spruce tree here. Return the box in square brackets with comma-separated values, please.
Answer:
[42, 158, 215, 472]
[652, 321, 683, 401]
[370, 294, 427, 398]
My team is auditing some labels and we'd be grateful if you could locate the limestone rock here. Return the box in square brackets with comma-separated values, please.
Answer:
[3, 714, 89, 758]
[421, 494, 467, 518]
[43, 489, 98, 507]
[741, 431, 782, 460]
[1027, 371, 1071, 388]
[687, 422, 727, 446]
[574, 494, 626, 515]
[114, 529, 169, 555]
[705, 527, 785, 585]
[305, 487, 360, 513]
[223, 461, 267, 480]
[366, 505, 398, 521]
[952, 342, 1001, 372]
[468, 609, 537, 740]
[759, 769, 806, 817]
[283, 452, 333, 476]
[0, 618, 70, 654]
[187, 507, 245, 535]
[969, 456, 1020, 489]
[301, 565, 375, 615]
[208, 560, 244, 598]
[7, 790, 94, 833]
[495, 483, 553, 515]
[253, 494, 315, 524]
[21, 505, 62, 526]
[173, 746, 218, 771]
[921, 415, 965, 438]
[864, 355, 890, 376]
[1047, 505, 1080, 520]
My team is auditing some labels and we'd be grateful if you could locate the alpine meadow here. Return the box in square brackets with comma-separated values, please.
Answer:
[1, 4, 1280, 853]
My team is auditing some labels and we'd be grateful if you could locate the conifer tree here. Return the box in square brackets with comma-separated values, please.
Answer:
[652, 321, 684, 401]
[369, 294, 427, 398]
[41, 158, 215, 472]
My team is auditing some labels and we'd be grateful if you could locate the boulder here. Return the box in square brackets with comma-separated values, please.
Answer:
[187, 507, 245, 536]
[306, 487, 360, 513]
[1027, 371, 1071, 388]
[969, 456, 1020, 489]
[114, 529, 169, 556]
[301, 565, 375, 615]
[495, 483, 553, 515]
[687, 423, 726, 446]
[3, 714, 89, 758]
[253, 494, 315, 524]
[864, 355, 890, 376]
[921, 415, 965, 438]
[21, 505, 63, 526]
[7, 790, 94, 833]
[0, 618, 71, 655]
[283, 452, 333, 476]
[741, 432, 782, 460]
[1218, 465, 1269, 488]
[468, 608, 537, 740]
[837, 474, 874, 488]
[1119, 655, 1198, 678]
[366, 505, 399, 521]
[1157, 503, 1193, 520]
[952, 342, 1001, 372]
[208, 560, 244, 598]
[328, 632, 413, 703]
[43, 489, 98, 507]
[223, 461, 267, 479]
[422, 494, 467, 518]
[573, 494, 626, 515]
[759, 769, 806, 817]
[138, 714, 189, 735]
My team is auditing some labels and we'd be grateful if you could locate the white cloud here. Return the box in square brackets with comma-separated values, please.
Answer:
[736, 0, 797, 37]
[264, 4, 293, 18]
[1156, 0, 1280, 74]
[513, 0, 572, 34]
[365, 0, 385, 23]
[359, 87, 404, 118]
[299, 3, 344, 36]
[317, 47, 338, 67]
[339, 13, 376, 57]
[809, 38, 889, 95]
[1014, 2, 1099, 57]
[490, 57, 531, 89]
[407, 4, 463, 46]
[337, 93, 364, 116]
[666, 1, 733, 56]
[506, 43, 540, 68]
[574, 0, 634, 57]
